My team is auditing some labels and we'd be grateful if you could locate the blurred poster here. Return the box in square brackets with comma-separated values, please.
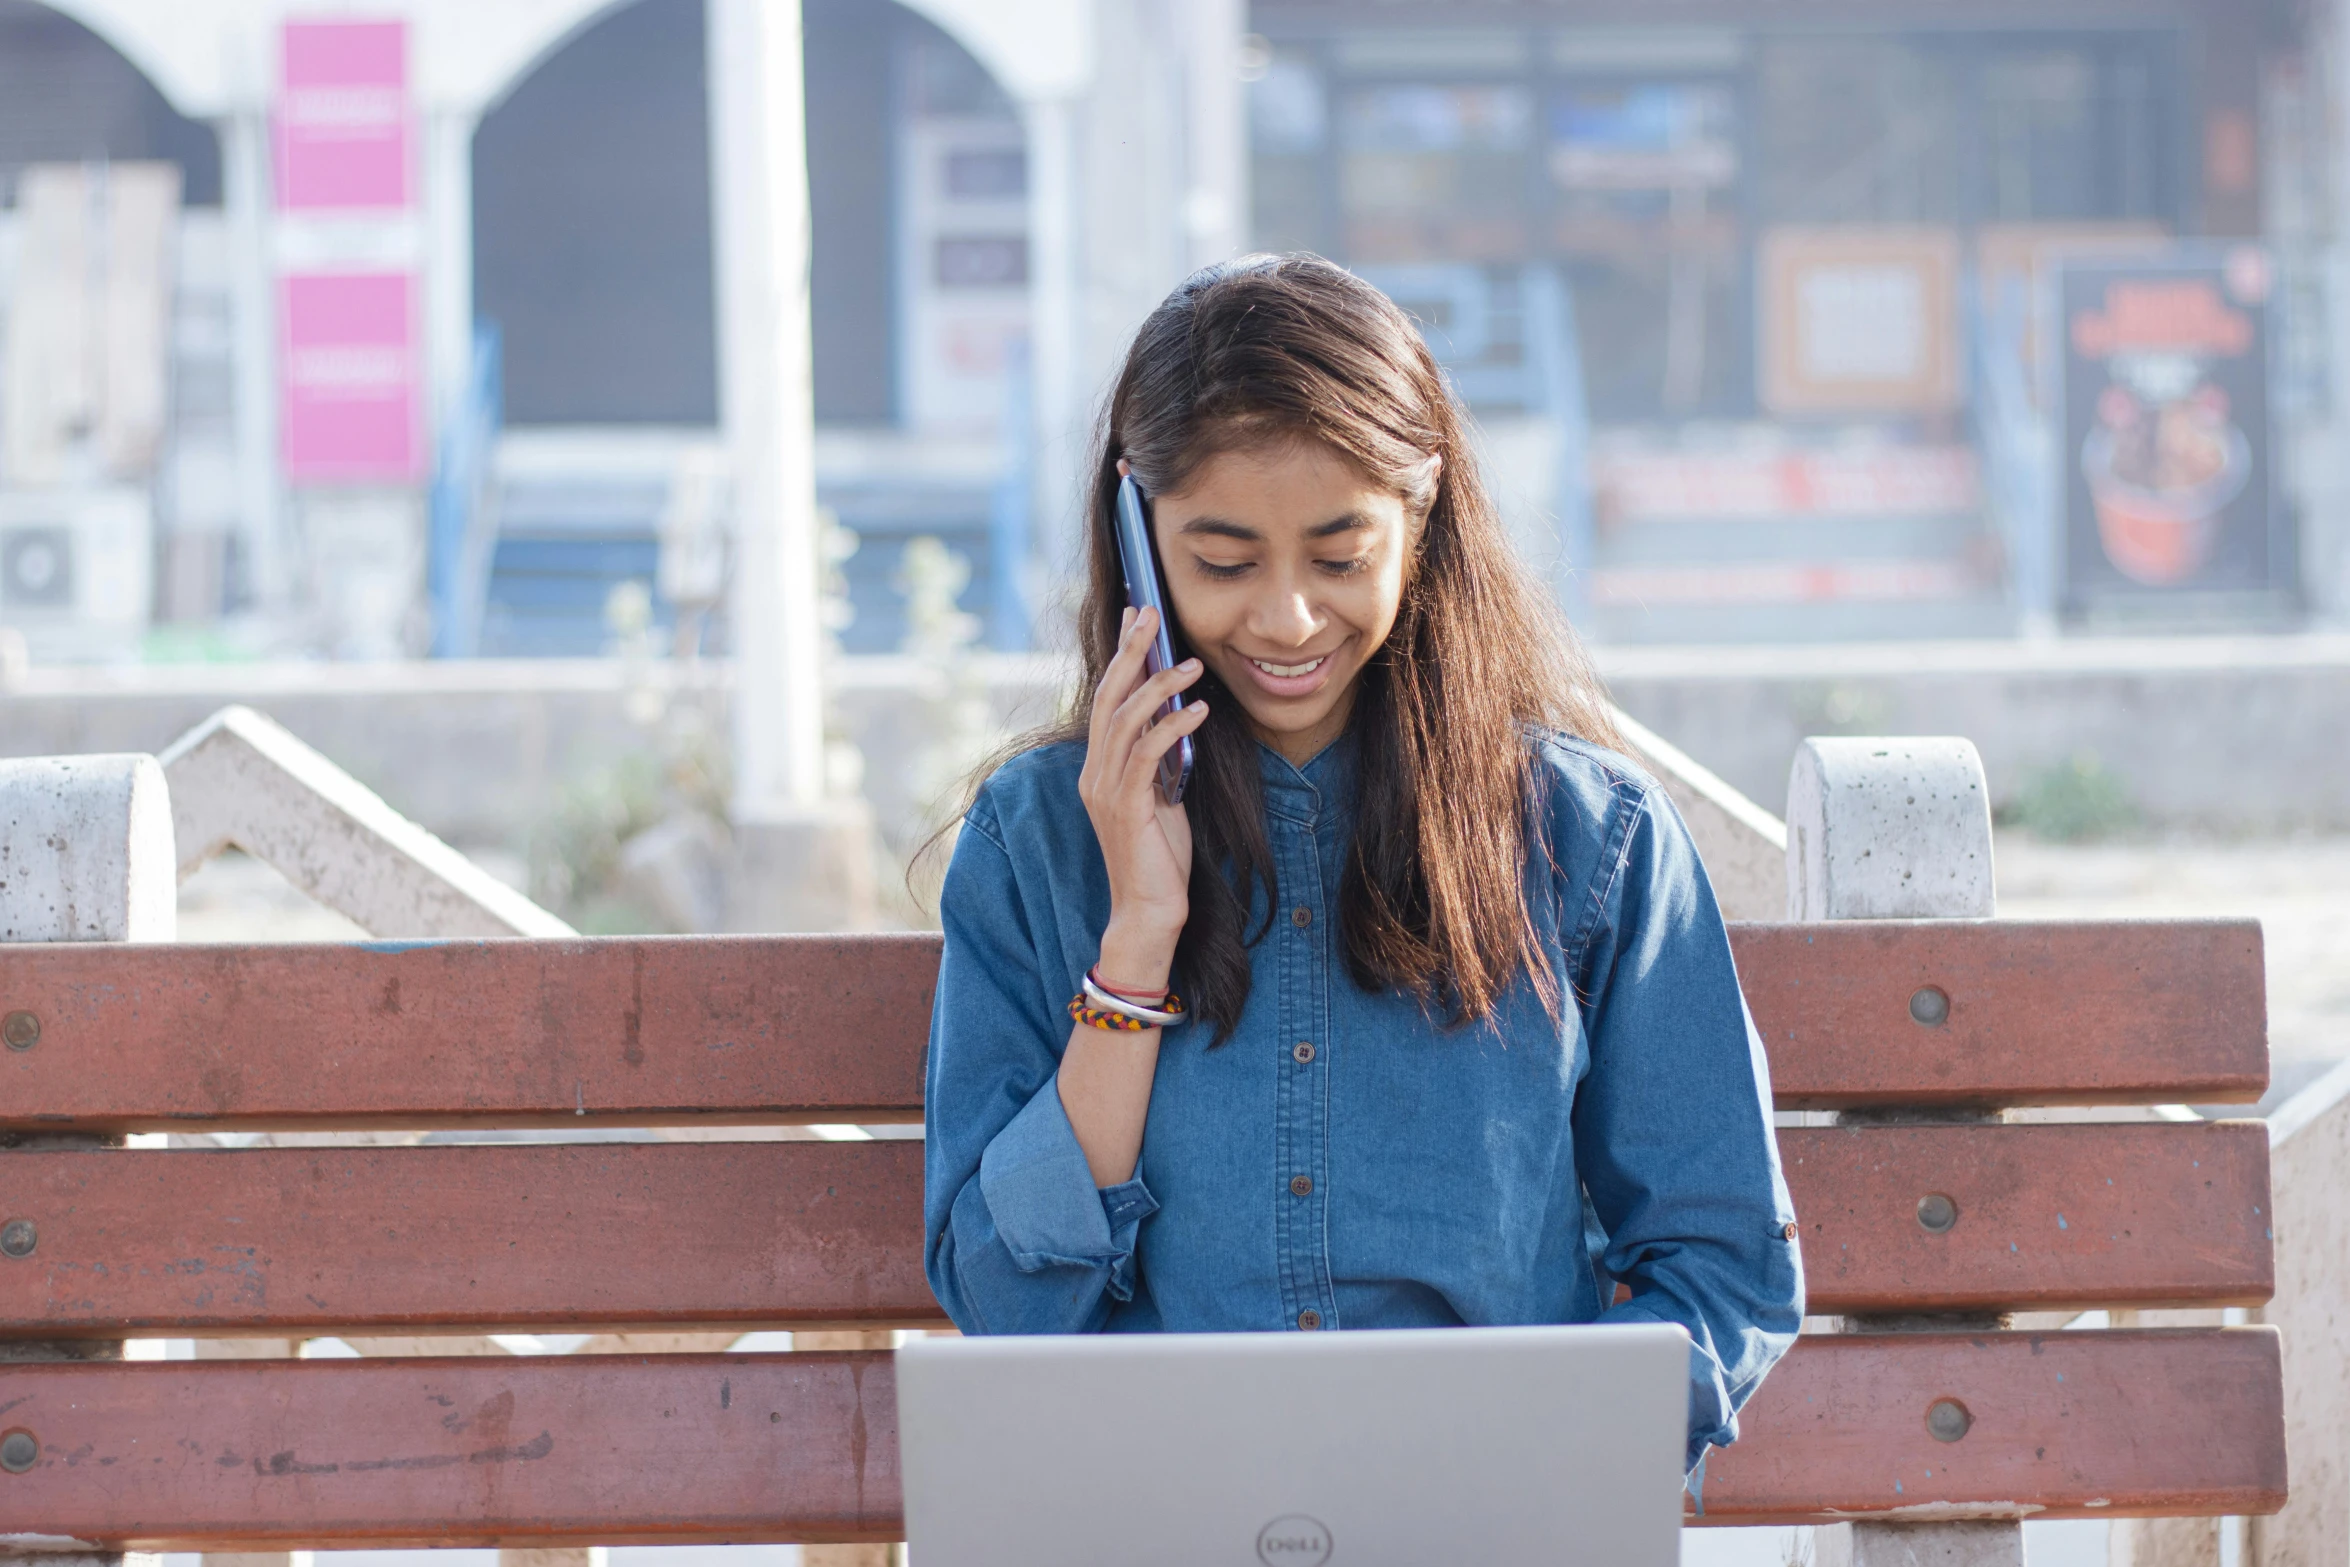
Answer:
[1759, 228, 1962, 414]
[275, 20, 412, 211]
[280, 272, 422, 481]
[2058, 249, 2287, 606]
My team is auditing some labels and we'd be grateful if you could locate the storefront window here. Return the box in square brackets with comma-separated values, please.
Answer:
[1338, 83, 1534, 262]
[1549, 78, 1746, 417]
[1245, 22, 2179, 422]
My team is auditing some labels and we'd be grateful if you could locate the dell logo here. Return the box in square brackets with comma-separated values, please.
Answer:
[1256, 1514, 1333, 1566]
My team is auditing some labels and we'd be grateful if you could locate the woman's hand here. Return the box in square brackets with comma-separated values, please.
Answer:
[1078, 605, 1209, 991]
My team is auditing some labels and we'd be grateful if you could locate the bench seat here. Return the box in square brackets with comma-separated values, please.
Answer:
[0, 922, 2285, 1543]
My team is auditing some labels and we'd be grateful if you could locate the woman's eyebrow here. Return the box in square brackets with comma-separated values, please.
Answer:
[1176, 516, 1261, 541]
[1175, 513, 1370, 541]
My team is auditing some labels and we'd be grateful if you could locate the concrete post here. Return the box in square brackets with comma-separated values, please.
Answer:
[0, 756, 175, 943]
[1785, 737, 1994, 922]
[0, 756, 173, 1567]
[2246, 1058, 2350, 1565]
[1786, 736, 2018, 1567]
[706, 0, 876, 932]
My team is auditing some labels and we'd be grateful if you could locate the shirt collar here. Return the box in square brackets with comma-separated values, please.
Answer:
[1257, 728, 1357, 828]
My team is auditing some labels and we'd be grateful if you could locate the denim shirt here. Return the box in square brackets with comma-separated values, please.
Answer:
[922, 731, 1803, 1470]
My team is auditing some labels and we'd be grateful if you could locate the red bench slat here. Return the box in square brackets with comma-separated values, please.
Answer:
[0, 1331, 2282, 1547]
[0, 1121, 2270, 1338]
[0, 921, 2265, 1132]
[0, 1141, 936, 1337]
[1740, 919, 2266, 1109]
[0, 1352, 899, 1550]
[0, 935, 938, 1132]
[1785, 1119, 2272, 1314]
[1696, 1327, 2288, 1525]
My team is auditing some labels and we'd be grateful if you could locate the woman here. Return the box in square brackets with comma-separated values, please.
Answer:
[923, 254, 1800, 1474]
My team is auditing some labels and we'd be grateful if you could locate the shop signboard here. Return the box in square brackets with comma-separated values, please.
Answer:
[275, 20, 412, 212]
[1758, 227, 1962, 415]
[279, 272, 422, 482]
[2056, 248, 2289, 610]
[273, 21, 418, 482]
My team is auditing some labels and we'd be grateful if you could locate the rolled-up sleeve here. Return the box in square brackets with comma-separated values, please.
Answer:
[924, 806, 1158, 1335]
[1570, 781, 1804, 1473]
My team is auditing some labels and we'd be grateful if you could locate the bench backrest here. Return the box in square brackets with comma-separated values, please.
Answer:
[0, 920, 2285, 1546]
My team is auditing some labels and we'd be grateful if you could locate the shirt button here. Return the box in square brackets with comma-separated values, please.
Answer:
[1783, 1222, 1799, 1241]
[1290, 1174, 1313, 1197]
[1291, 906, 1312, 928]
[1297, 1309, 1322, 1331]
[1292, 1041, 1315, 1064]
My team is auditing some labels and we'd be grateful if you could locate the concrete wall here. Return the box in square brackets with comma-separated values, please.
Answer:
[1601, 634, 2350, 832]
[4, 634, 2346, 851]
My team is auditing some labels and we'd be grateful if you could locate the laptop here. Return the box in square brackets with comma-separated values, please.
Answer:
[896, 1323, 1689, 1567]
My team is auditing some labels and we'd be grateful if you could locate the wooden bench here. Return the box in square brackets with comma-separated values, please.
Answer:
[0, 915, 2285, 1551]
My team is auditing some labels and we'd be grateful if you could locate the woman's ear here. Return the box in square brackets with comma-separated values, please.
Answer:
[1117, 457, 1132, 479]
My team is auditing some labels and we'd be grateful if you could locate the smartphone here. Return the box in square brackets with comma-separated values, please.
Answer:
[1113, 474, 1195, 804]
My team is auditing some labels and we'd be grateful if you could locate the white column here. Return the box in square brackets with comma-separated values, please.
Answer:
[423, 109, 479, 435]
[0, 755, 175, 943]
[1023, 93, 1085, 574]
[221, 110, 286, 614]
[705, 0, 873, 931]
[1181, 0, 1247, 270]
[707, 0, 825, 815]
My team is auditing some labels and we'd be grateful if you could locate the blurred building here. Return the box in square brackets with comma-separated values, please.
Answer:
[0, 0, 2339, 660]
[1250, 0, 2329, 640]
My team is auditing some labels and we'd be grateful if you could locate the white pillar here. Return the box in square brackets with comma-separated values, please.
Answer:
[1024, 93, 1085, 574]
[424, 109, 479, 435]
[0, 755, 175, 943]
[1181, 0, 1247, 270]
[706, 0, 872, 931]
[1787, 735, 2019, 1567]
[221, 110, 286, 614]
[708, 0, 825, 816]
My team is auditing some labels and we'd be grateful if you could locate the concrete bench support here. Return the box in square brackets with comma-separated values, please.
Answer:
[1789, 736, 2018, 1567]
[0, 756, 173, 1567]
[159, 705, 573, 939]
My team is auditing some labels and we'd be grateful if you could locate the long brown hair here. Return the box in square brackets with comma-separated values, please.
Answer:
[995, 254, 1621, 1038]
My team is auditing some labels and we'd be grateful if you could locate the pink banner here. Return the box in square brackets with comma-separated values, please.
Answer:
[280, 272, 422, 481]
[275, 20, 412, 211]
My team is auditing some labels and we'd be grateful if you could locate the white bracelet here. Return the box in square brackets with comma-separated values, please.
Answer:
[1082, 972, 1183, 1027]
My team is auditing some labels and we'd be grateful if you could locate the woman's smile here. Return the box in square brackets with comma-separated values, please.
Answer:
[1239, 646, 1344, 697]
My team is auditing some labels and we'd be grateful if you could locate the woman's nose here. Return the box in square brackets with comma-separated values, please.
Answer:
[1246, 583, 1319, 647]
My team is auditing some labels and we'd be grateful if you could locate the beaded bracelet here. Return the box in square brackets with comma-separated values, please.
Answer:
[1080, 973, 1186, 1027]
[1069, 990, 1186, 1033]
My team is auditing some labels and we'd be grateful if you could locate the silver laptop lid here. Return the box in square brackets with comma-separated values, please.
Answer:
[898, 1323, 1688, 1567]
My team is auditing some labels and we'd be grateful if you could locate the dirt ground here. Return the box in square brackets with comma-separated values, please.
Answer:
[1996, 830, 2350, 1114]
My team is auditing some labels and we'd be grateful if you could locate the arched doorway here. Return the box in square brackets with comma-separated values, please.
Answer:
[0, 0, 219, 206]
[805, 0, 1031, 651]
[472, 0, 717, 427]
